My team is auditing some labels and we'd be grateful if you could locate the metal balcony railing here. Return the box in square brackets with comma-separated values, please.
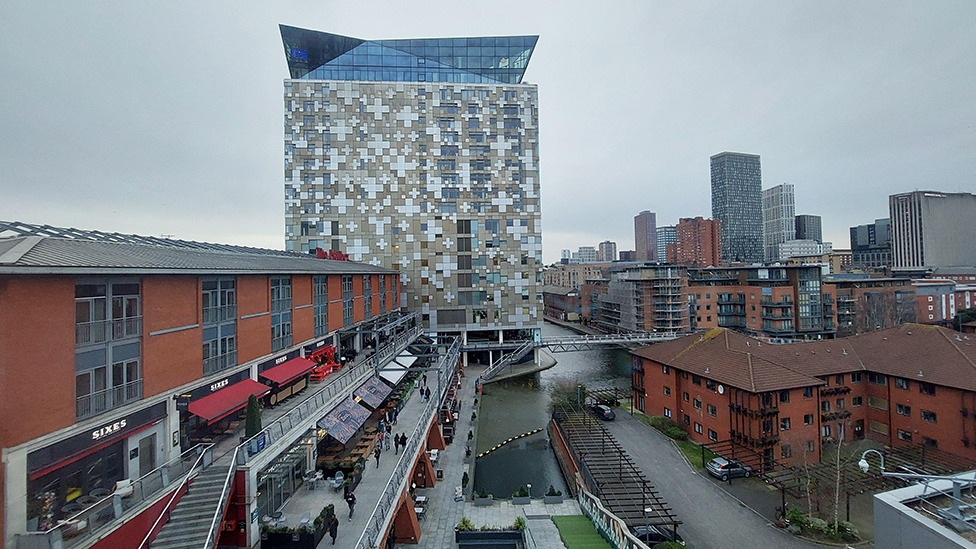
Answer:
[202, 305, 237, 325]
[76, 380, 143, 420]
[203, 350, 238, 376]
[75, 317, 142, 346]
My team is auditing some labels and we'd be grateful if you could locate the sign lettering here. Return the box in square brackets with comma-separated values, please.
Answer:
[210, 379, 229, 392]
[91, 419, 127, 440]
[275, 355, 288, 365]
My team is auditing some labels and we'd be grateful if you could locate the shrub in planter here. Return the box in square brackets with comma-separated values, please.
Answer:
[807, 517, 828, 534]
[837, 521, 859, 541]
[546, 485, 562, 497]
[512, 486, 529, 498]
[785, 508, 807, 528]
[512, 517, 526, 531]
[456, 517, 476, 531]
[787, 524, 802, 536]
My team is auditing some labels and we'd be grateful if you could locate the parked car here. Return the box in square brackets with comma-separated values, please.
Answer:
[706, 457, 752, 481]
[591, 404, 615, 421]
[630, 525, 685, 546]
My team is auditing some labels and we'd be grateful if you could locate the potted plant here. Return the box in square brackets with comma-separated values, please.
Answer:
[454, 517, 525, 544]
[512, 485, 531, 505]
[474, 487, 493, 507]
[544, 485, 564, 504]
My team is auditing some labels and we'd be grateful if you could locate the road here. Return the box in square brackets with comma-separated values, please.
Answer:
[603, 412, 819, 549]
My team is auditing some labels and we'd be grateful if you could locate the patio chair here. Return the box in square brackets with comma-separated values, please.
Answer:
[329, 470, 345, 491]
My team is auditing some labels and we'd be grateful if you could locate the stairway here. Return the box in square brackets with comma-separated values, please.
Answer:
[150, 460, 232, 549]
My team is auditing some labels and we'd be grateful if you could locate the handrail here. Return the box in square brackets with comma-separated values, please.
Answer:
[138, 443, 214, 549]
[202, 447, 239, 549]
[481, 339, 534, 380]
[354, 336, 461, 549]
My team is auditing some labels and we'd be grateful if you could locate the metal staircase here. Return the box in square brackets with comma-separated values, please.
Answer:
[149, 458, 232, 549]
[481, 339, 535, 381]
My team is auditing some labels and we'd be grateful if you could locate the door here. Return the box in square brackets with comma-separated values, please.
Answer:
[138, 434, 156, 477]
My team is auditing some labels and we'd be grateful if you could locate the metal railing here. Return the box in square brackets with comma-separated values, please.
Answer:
[202, 448, 239, 549]
[481, 339, 534, 380]
[75, 317, 142, 346]
[139, 445, 214, 549]
[203, 351, 237, 376]
[17, 445, 212, 549]
[202, 305, 237, 325]
[237, 323, 423, 465]
[75, 380, 143, 420]
[355, 336, 461, 549]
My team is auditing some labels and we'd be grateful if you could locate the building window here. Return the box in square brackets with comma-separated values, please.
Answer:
[781, 417, 791, 430]
[896, 404, 911, 417]
[806, 440, 815, 452]
[782, 444, 792, 458]
[821, 425, 831, 437]
[868, 396, 888, 410]
[379, 276, 386, 312]
[835, 374, 845, 385]
[363, 275, 372, 317]
[271, 277, 293, 351]
[821, 401, 830, 412]
[663, 365, 670, 374]
[693, 398, 702, 410]
[895, 378, 908, 390]
[918, 382, 936, 396]
[708, 429, 718, 441]
[923, 437, 938, 449]
[694, 423, 703, 434]
[804, 414, 814, 425]
[779, 390, 790, 404]
[921, 409, 938, 423]
[314, 275, 328, 337]
[851, 396, 863, 407]
[664, 386, 671, 396]
[664, 407, 672, 418]
[803, 387, 814, 398]
[707, 404, 717, 417]
[683, 392, 689, 402]
[869, 421, 889, 435]
[897, 429, 913, 442]
[342, 275, 354, 326]
[692, 375, 701, 386]
[202, 278, 236, 324]
[836, 398, 845, 410]
[850, 372, 862, 383]
[868, 372, 887, 386]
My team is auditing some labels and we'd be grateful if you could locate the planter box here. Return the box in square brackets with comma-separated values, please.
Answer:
[260, 525, 327, 549]
[473, 497, 494, 507]
[544, 495, 564, 504]
[455, 530, 524, 545]
[511, 496, 531, 505]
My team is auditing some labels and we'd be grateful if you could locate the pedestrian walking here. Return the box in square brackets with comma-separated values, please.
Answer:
[374, 446, 381, 468]
[345, 491, 356, 521]
[378, 431, 384, 449]
[385, 426, 391, 450]
[424, 387, 431, 401]
[393, 408, 399, 425]
[394, 433, 401, 455]
[328, 515, 338, 544]
[422, 373, 427, 387]
[399, 433, 407, 452]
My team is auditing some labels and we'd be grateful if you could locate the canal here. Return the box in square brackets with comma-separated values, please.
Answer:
[473, 322, 632, 498]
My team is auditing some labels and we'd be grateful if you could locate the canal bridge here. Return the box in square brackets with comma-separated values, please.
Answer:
[476, 331, 687, 381]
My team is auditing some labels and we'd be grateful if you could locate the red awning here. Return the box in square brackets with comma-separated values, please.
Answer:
[259, 357, 316, 386]
[188, 379, 271, 425]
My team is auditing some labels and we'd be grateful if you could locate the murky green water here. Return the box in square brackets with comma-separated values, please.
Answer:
[473, 323, 631, 498]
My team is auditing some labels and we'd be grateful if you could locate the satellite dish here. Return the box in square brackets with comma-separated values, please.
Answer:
[718, 385, 725, 395]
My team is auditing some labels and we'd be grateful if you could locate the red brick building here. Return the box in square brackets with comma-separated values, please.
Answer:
[667, 217, 721, 268]
[632, 324, 976, 469]
[0, 233, 398, 548]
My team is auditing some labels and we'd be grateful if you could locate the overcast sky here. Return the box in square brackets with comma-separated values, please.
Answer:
[2, 1, 974, 264]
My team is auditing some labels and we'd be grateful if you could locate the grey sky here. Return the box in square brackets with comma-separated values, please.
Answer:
[1, 1, 974, 264]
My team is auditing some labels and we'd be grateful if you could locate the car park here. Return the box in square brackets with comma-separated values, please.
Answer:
[591, 404, 615, 420]
[630, 525, 685, 546]
[706, 457, 752, 481]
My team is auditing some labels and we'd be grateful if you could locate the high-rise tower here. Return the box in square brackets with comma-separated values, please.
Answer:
[762, 183, 795, 262]
[280, 26, 542, 337]
[634, 211, 657, 262]
[710, 152, 763, 264]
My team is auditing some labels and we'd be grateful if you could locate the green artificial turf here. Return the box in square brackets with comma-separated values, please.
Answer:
[551, 515, 613, 549]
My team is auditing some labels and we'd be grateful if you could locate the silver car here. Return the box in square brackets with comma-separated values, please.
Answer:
[706, 457, 752, 481]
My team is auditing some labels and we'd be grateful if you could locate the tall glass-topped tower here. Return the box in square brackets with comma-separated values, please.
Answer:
[280, 26, 543, 340]
[710, 152, 763, 264]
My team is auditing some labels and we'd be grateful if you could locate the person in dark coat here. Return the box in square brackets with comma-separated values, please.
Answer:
[345, 491, 356, 521]
[328, 515, 338, 544]
[374, 445, 381, 468]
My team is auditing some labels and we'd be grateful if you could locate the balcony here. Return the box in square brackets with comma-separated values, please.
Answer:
[75, 317, 142, 346]
[203, 350, 238, 376]
[76, 379, 143, 420]
[760, 298, 793, 307]
[202, 305, 237, 325]
[761, 311, 794, 320]
[761, 322, 795, 333]
[717, 295, 745, 305]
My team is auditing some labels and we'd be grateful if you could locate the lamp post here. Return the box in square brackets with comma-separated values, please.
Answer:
[577, 385, 583, 407]
[527, 483, 532, 498]
[858, 449, 975, 520]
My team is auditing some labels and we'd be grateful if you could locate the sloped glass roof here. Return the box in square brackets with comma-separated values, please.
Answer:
[280, 25, 537, 84]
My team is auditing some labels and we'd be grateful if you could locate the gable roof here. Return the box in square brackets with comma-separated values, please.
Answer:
[633, 324, 976, 394]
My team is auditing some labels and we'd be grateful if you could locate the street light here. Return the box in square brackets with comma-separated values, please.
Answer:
[858, 449, 976, 520]
[527, 484, 532, 498]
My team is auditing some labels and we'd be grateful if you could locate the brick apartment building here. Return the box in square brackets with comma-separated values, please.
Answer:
[0, 232, 397, 547]
[666, 217, 721, 268]
[632, 324, 976, 469]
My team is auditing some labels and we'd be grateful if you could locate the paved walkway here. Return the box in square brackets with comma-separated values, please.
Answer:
[604, 411, 819, 549]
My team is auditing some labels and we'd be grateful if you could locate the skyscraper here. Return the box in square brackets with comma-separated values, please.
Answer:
[656, 225, 676, 263]
[280, 26, 542, 337]
[890, 191, 976, 268]
[634, 211, 657, 262]
[850, 218, 891, 269]
[795, 214, 822, 243]
[710, 152, 763, 263]
[671, 217, 721, 267]
[762, 183, 795, 262]
[598, 240, 617, 262]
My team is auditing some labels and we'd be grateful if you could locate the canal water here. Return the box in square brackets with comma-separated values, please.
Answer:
[473, 322, 632, 498]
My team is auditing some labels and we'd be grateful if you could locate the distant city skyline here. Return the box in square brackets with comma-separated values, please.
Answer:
[2, 2, 974, 266]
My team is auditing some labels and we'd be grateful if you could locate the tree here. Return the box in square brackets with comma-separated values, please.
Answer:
[954, 307, 976, 329]
[245, 394, 262, 438]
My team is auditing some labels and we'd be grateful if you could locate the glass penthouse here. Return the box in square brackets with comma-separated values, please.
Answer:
[280, 25, 543, 343]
